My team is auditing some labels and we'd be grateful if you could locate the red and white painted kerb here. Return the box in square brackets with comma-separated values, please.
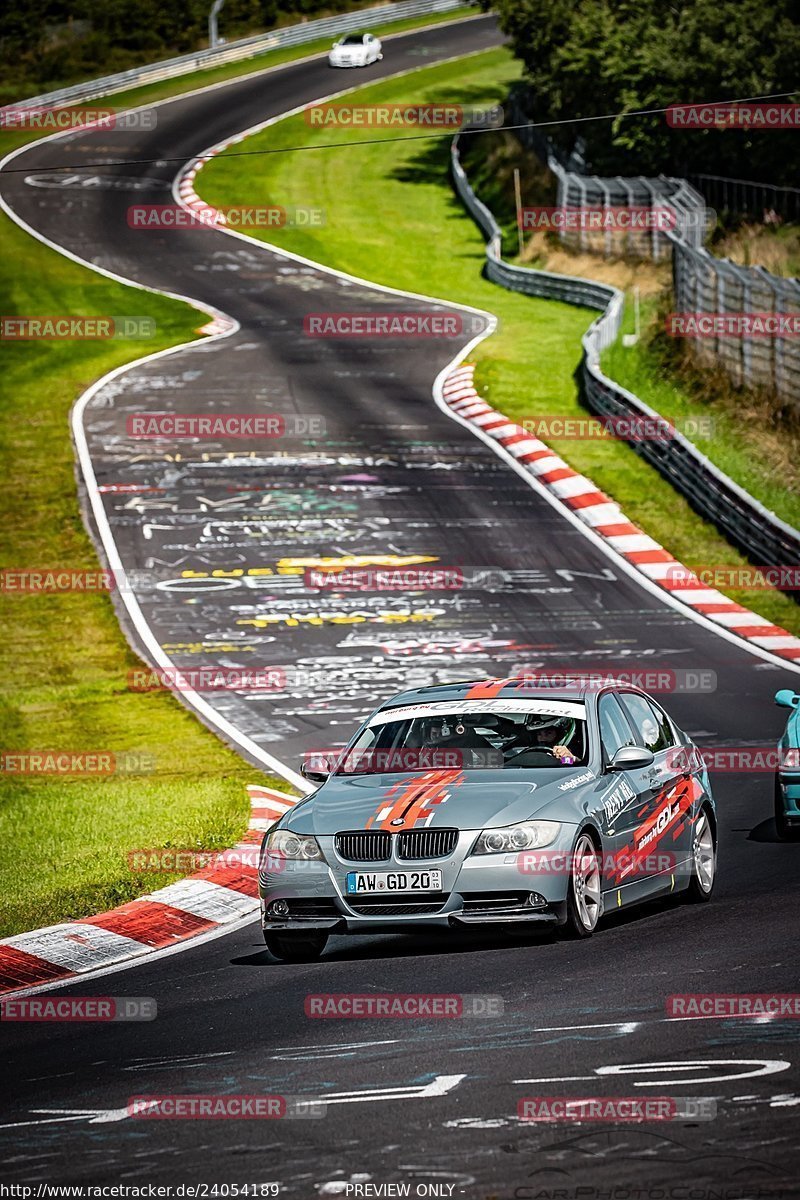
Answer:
[0, 786, 294, 996]
[442, 364, 800, 663]
[176, 155, 240, 337]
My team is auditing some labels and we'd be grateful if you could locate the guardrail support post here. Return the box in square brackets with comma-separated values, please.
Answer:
[209, 0, 226, 50]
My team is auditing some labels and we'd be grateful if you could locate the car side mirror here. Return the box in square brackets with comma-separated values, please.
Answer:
[775, 689, 800, 709]
[608, 745, 655, 771]
[301, 755, 332, 784]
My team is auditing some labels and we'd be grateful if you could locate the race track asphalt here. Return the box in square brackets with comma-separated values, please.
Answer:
[1, 15, 799, 1195]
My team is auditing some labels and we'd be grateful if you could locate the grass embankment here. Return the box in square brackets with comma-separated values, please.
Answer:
[197, 48, 800, 635]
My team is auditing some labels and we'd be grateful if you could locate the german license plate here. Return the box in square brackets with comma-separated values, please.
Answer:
[346, 869, 443, 895]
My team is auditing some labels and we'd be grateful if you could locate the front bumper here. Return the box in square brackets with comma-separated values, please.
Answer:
[259, 832, 573, 934]
[259, 899, 564, 935]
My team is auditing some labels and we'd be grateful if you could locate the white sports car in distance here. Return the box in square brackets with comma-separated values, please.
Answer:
[328, 32, 383, 67]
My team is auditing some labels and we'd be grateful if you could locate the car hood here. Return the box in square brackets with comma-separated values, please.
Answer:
[283, 768, 597, 835]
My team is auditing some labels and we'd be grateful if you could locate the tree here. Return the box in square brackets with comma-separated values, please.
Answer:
[485, 0, 800, 186]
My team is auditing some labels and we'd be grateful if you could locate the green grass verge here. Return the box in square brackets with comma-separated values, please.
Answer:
[198, 47, 800, 637]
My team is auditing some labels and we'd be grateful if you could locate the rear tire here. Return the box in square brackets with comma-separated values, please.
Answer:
[774, 775, 800, 840]
[263, 931, 328, 962]
[560, 832, 602, 938]
[686, 806, 716, 901]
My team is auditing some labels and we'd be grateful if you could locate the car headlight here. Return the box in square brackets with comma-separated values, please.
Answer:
[265, 830, 323, 861]
[471, 821, 561, 855]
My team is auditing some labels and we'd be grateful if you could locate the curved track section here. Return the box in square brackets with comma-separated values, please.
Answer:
[1, 17, 799, 1193]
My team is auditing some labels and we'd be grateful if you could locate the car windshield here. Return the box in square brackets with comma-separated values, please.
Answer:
[333, 701, 589, 775]
[340, 34, 366, 44]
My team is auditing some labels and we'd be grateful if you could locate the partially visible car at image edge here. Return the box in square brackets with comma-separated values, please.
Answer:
[774, 687, 800, 839]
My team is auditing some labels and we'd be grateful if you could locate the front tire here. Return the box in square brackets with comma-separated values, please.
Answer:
[264, 930, 328, 962]
[561, 832, 602, 938]
[686, 806, 716, 901]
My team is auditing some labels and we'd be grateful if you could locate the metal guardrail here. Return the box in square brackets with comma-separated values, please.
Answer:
[451, 131, 800, 573]
[2, 0, 470, 113]
[451, 131, 619, 314]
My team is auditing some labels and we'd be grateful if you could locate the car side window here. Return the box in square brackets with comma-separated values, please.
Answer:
[598, 693, 637, 759]
[645, 699, 676, 750]
[618, 692, 671, 752]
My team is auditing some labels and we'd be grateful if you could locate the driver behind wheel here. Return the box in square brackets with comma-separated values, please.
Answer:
[526, 715, 578, 764]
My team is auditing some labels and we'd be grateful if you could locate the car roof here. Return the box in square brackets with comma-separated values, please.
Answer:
[375, 677, 600, 711]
